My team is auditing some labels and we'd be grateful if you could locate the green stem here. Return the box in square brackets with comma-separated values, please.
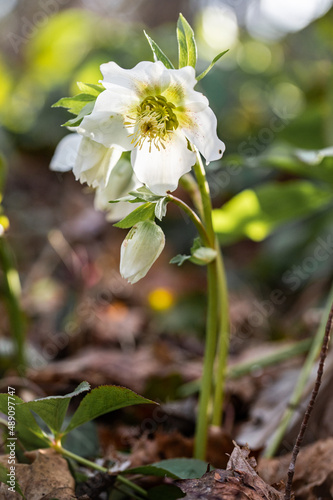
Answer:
[179, 173, 203, 217]
[264, 282, 333, 458]
[212, 245, 229, 426]
[0, 236, 25, 374]
[192, 151, 214, 244]
[192, 150, 220, 460]
[55, 445, 148, 498]
[167, 195, 210, 246]
[194, 261, 218, 459]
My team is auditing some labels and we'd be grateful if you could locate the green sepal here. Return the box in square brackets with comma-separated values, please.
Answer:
[114, 202, 156, 228]
[170, 238, 216, 266]
[177, 13, 197, 69]
[144, 31, 175, 69]
[196, 50, 229, 81]
[190, 246, 217, 265]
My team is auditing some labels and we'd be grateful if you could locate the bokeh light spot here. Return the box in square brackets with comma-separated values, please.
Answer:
[148, 287, 175, 311]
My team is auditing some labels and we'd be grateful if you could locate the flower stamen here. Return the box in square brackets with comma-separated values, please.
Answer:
[125, 95, 179, 152]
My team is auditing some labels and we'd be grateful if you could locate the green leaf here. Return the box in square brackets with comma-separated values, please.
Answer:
[76, 82, 104, 96]
[155, 197, 168, 220]
[114, 202, 155, 228]
[0, 394, 45, 439]
[148, 485, 185, 499]
[52, 93, 97, 115]
[129, 186, 164, 203]
[144, 31, 174, 69]
[196, 50, 229, 81]
[22, 381, 90, 434]
[177, 13, 197, 69]
[0, 463, 25, 498]
[62, 101, 95, 127]
[170, 254, 191, 266]
[64, 385, 156, 434]
[212, 180, 333, 245]
[123, 458, 209, 480]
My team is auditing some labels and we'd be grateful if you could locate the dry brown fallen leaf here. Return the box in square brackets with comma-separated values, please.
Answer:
[259, 437, 333, 500]
[176, 442, 284, 500]
[129, 427, 234, 469]
[0, 449, 76, 500]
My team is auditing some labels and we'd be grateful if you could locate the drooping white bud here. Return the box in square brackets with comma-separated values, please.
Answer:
[120, 220, 165, 284]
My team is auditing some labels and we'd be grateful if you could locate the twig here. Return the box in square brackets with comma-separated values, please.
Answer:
[284, 300, 333, 500]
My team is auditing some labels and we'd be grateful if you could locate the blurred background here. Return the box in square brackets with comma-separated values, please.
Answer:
[0, 0, 333, 413]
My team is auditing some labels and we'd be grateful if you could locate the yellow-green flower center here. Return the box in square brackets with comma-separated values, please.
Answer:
[125, 95, 179, 152]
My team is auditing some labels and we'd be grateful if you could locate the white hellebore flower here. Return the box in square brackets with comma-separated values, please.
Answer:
[50, 133, 143, 221]
[77, 61, 225, 195]
[120, 220, 165, 284]
[50, 133, 122, 188]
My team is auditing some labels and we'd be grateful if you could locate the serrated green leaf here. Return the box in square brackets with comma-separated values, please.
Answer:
[62, 101, 95, 127]
[123, 458, 209, 479]
[76, 82, 104, 96]
[52, 93, 97, 115]
[64, 385, 156, 434]
[0, 463, 25, 498]
[170, 254, 191, 266]
[155, 197, 168, 220]
[22, 381, 90, 434]
[177, 13, 197, 69]
[0, 394, 45, 439]
[196, 50, 229, 81]
[144, 31, 175, 69]
[114, 202, 155, 228]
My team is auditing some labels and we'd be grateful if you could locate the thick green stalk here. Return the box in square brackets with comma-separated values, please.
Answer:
[212, 245, 229, 426]
[0, 236, 25, 374]
[264, 282, 333, 458]
[192, 151, 215, 245]
[192, 150, 219, 459]
[55, 445, 148, 498]
[194, 261, 218, 459]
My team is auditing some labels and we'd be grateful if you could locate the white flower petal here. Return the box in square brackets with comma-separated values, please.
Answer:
[50, 134, 82, 172]
[94, 159, 143, 221]
[78, 110, 132, 150]
[181, 106, 225, 163]
[131, 130, 196, 195]
[101, 61, 171, 99]
[74, 138, 122, 188]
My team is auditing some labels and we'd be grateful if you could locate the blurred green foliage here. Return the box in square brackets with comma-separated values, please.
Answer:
[0, 2, 333, 298]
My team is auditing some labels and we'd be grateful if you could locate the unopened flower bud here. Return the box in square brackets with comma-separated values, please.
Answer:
[120, 221, 165, 284]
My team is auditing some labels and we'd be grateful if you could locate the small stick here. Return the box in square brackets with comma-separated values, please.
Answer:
[284, 301, 333, 500]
